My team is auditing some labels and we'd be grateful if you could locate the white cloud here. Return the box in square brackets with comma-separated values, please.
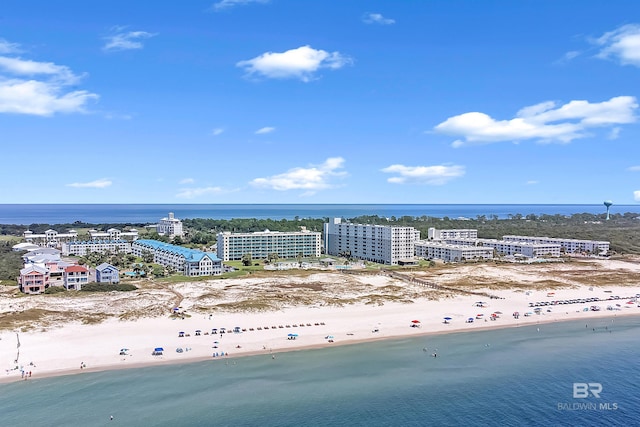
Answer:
[0, 38, 21, 54]
[103, 29, 157, 51]
[526, 180, 539, 185]
[435, 96, 638, 147]
[237, 45, 352, 82]
[555, 50, 580, 64]
[381, 164, 465, 185]
[608, 126, 622, 140]
[594, 24, 640, 67]
[179, 178, 195, 184]
[0, 55, 98, 116]
[211, 0, 268, 11]
[255, 126, 275, 134]
[635, 190, 640, 201]
[628, 166, 640, 171]
[250, 157, 346, 192]
[66, 178, 112, 188]
[176, 186, 224, 199]
[211, 128, 224, 136]
[363, 13, 395, 25]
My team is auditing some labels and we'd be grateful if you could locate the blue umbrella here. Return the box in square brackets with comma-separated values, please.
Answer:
[444, 317, 452, 320]
[154, 347, 164, 352]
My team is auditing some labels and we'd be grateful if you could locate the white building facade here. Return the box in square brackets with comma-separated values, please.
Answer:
[427, 227, 478, 240]
[157, 212, 184, 237]
[216, 229, 322, 261]
[414, 241, 494, 262]
[323, 218, 420, 265]
[502, 235, 610, 254]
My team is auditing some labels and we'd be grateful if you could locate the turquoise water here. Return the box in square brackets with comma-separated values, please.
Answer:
[1, 203, 637, 224]
[2, 317, 638, 426]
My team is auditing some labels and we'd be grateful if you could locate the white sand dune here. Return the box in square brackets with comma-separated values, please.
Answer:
[1, 258, 639, 383]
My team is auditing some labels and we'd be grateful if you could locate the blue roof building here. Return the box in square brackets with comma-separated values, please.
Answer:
[132, 240, 222, 276]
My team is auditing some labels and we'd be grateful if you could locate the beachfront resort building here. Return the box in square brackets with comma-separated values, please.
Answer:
[23, 229, 78, 248]
[132, 240, 222, 276]
[323, 218, 420, 265]
[421, 228, 612, 261]
[156, 212, 184, 237]
[414, 241, 494, 263]
[216, 228, 322, 261]
[442, 237, 562, 258]
[502, 235, 610, 255]
[96, 263, 120, 284]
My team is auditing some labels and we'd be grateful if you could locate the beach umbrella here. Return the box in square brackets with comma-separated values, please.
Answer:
[154, 347, 164, 352]
[287, 333, 296, 337]
[494, 311, 503, 315]
[411, 320, 421, 323]
[444, 317, 452, 320]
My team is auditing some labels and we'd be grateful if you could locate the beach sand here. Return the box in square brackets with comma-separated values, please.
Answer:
[1, 257, 639, 383]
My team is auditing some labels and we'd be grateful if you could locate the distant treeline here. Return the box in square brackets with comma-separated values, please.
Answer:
[2, 211, 640, 254]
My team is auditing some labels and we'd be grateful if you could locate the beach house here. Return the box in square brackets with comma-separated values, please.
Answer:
[63, 265, 90, 290]
[96, 263, 120, 284]
[18, 265, 50, 294]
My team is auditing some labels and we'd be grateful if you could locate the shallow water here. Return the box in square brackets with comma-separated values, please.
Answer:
[2, 317, 638, 426]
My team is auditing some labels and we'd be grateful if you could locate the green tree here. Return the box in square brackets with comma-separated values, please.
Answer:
[241, 253, 253, 267]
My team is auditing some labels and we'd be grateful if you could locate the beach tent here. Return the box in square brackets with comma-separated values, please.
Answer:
[466, 318, 474, 323]
[152, 347, 164, 356]
[178, 331, 185, 337]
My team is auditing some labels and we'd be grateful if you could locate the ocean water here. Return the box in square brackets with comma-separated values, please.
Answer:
[1, 317, 638, 426]
[0, 204, 637, 225]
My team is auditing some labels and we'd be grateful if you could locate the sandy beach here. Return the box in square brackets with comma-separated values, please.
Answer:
[2, 257, 639, 383]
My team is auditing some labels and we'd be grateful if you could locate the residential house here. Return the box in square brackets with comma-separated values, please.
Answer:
[63, 265, 90, 290]
[96, 263, 120, 284]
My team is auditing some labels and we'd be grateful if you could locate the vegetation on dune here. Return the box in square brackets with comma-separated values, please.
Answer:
[79, 283, 138, 292]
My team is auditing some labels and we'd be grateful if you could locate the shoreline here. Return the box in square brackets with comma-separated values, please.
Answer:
[2, 305, 638, 385]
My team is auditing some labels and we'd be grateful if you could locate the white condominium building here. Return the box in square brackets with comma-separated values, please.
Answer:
[89, 228, 139, 241]
[415, 241, 494, 263]
[23, 229, 78, 247]
[502, 235, 610, 254]
[157, 212, 184, 237]
[323, 218, 420, 265]
[427, 227, 478, 240]
[443, 237, 561, 258]
[217, 228, 322, 261]
[61, 240, 133, 256]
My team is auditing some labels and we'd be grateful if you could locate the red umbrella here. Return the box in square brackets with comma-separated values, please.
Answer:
[411, 320, 421, 323]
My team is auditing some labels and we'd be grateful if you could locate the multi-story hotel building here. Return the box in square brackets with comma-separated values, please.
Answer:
[157, 212, 184, 237]
[414, 241, 494, 262]
[502, 235, 610, 254]
[216, 228, 322, 261]
[323, 218, 420, 265]
[427, 227, 478, 240]
[132, 240, 222, 276]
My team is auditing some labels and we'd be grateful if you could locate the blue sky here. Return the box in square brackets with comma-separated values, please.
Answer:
[1, 0, 640, 204]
